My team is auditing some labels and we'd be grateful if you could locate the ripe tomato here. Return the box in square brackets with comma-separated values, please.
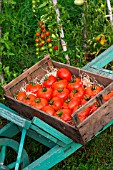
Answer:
[81, 94, 91, 105]
[53, 45, 58, 50]
[49, 97, 63, 111]
[35, 38, 40, 43]
[43, 75, 57, 88]
[85, 85, 103, 97]
[52, 79, 68, 90]
[52, 88, 70, 101]
[22, 94, 36, 105]
[90, 102, 99, 113]
[46, 38, 52, 43]
[38, 21, 43, 27]
[103, 91, 113, 102]
[63, 97, 81, 110]
[57, 68, 72, 81]
[16, 91, 26, 101]
[55, 109, 72, 122]
[31, 97, 48, 110]
[78, 107, 91, 122]
[40, 34, 45, 39]
[45, 31, 50, 36]
[42, 105, 55, 116]
[70, 87, 85, 99]
[67, 77, 83, 91]
[41, 25, 45, 30]
[25, 83, 42, 95]
[37, 87, 53, 100]
[36, 32, 40, 37]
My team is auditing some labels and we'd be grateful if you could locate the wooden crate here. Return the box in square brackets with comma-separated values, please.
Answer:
[2, 55, 113, 144]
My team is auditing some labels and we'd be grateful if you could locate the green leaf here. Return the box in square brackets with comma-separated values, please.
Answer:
[38, 2, 48, 9]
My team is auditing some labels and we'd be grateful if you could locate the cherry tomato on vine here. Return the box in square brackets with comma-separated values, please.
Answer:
[46, 38, 52, 43]
[48, 43, 52, 48]
[36, 32, 40, 37]
[38, 21, 43, 27]
[40, 34, 45, 39]
[57, 68, 72, 81]
[53, 45, 58, 50]
[45, 31, 50, 37]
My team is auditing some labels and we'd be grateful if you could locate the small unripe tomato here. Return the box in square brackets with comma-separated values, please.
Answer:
[40, 47, 45, 51]
[49, 48, 53, 53]
[46, 38, 52, 43]
[48, 43, 52, 48]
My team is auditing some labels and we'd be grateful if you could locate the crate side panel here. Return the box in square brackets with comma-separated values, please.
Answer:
[5, 95, 85, 144]
[78, 98, 113, 142]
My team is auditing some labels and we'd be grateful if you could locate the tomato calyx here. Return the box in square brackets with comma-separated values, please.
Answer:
[73, 89, 78, 94]
[49, 99, 54, 105]
[34, 98, 41, 103]
[57, 89, 64, 93]
[42, 87, 47, 92]
[56, 111, 63, 117]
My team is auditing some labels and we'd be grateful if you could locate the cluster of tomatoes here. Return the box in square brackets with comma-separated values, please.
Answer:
[16, 67, 113, 124]
[35, 21, 58, 55]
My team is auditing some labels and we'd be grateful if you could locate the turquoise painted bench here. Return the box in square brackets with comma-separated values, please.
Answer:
[0, 45, 113, 170]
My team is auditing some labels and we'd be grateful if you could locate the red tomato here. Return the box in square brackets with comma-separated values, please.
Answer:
[67, 77, 83, 91]
[63, 97, 81, 110]
[36, 32, 40, 37]
[41, 25, 45, 30]
[85, 85, 103, 97]
[22, 94, 36, 105]
[103, 91, 113, 102]
[40, 34, 45, 39]
[55, 109, 72, 122]
[37, 87, 53, 100]
[72, 105, 81, 113]
[31, 98, 48, 110]
[43, 75, 57, 88]
[78, 107, 91, 122]
[53, 45, 58, 50]
[70, 87, 85, 99]
[49, 97, 63, 111]
[53, 88, 70, 101]
[38, 21, 43, 27]
[35, 38, 40, 43]
[16, 91, 26, 101]
[52, 79, 68, 90]
[90, 102, 99, 113]
[81, 94, 91, 105]
[57, 68, 72, 81]
[26, 83, 42, 94]
[45, 31, 50, 36]
[46, 38, 52, 43]
[42, 105, 55, 116]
